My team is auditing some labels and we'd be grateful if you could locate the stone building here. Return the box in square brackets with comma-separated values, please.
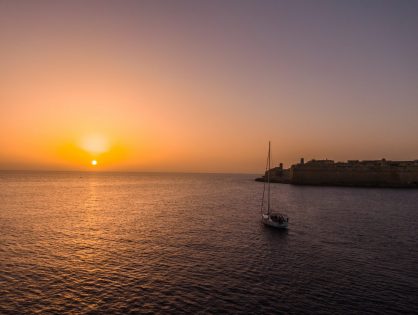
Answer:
[257, 158, 418, 188]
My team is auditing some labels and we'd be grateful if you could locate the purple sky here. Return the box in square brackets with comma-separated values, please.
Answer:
[1, 0, 418, 172]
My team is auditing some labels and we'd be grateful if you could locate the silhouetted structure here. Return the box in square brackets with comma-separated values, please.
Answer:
[256, 158, 418, 188]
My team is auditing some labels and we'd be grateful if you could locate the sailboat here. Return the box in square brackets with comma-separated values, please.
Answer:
[261, 141, 289, 229]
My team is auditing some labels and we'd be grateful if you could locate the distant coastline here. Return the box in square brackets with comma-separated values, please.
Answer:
[255, 158, 418, 188]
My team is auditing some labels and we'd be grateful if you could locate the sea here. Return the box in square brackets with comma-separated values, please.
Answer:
[1, 171, 417, 314]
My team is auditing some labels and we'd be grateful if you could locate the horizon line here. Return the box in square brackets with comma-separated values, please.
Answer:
[0, 169, 259, 176]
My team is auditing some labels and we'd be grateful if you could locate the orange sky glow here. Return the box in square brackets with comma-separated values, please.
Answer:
[1, 1, 417, 173]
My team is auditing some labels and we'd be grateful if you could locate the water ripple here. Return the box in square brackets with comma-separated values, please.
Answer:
[1, 171, 418, 314]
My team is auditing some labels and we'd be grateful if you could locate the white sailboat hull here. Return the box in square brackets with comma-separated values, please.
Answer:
[262, 214, 288, 229]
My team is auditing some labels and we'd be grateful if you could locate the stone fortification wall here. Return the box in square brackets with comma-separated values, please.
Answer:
[266, 167, 291, 183]
[289, 160, 418, 187]
[256, 159, 418, 187]
[398, 168, 418, 186]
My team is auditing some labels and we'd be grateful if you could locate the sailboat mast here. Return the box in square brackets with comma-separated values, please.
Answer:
[267, 141, 271, 215]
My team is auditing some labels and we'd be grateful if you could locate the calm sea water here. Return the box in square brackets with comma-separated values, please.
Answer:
[1, 171, 417, 314]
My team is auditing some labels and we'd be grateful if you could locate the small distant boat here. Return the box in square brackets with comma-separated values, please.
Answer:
[260, 141, 289, 229]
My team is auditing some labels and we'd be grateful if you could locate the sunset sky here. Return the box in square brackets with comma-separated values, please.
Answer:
[1, 0, 417, 173]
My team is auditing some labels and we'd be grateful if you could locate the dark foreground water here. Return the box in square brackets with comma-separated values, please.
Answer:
[1, 171, 417, 314]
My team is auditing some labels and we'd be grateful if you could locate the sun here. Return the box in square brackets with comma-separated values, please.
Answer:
[91, 160, 97, 166]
